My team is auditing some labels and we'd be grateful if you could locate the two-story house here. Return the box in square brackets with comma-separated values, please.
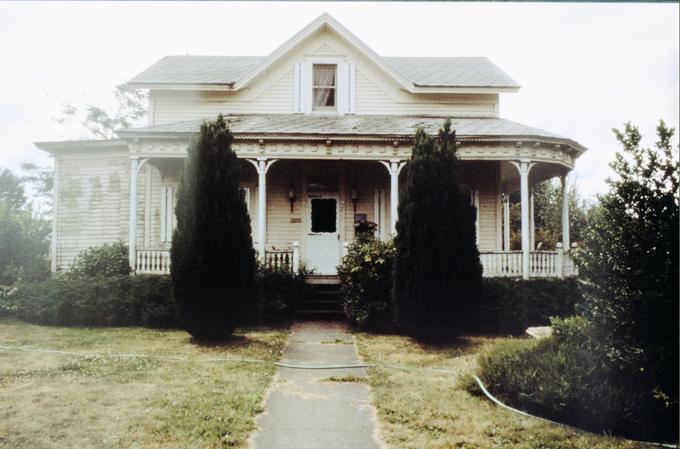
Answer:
[36, 13, 586, 279]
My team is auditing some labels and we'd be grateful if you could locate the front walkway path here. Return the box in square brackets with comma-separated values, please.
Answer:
[250, 321, 384, 449]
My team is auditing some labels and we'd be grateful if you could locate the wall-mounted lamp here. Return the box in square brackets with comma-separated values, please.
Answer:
[288, 183, 297, 213]
[351, 185, 359, 212]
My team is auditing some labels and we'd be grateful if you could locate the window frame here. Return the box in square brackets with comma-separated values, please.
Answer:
[311, 63, 338, 112]
[303, 57, 347, 116]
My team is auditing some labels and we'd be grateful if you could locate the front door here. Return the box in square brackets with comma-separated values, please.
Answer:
[306, 196, 340, 274]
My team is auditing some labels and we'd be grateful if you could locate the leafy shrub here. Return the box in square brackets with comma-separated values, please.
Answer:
[467, 278, 580, 335]
[337, 237, 395, 331]
[240, 264, 311, 324]
[575, 121, 678, 440]
[471, 316, 678, 442]
[69, 242, 130, 278]
[3, 274, 179, 328]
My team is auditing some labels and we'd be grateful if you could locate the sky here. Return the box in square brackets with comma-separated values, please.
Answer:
[0, 2, 678, 200]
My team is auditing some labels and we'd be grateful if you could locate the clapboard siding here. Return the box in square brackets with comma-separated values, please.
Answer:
[55, 151, 129, 270]
[463, 161, 501, 252]
[265, 161, 304, 248]
[355, 70, 497, 117]
[153, 70, 295, 124]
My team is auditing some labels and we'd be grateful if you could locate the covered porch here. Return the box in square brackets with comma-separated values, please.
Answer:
[128, 157, 576, 279]
[120, 114, 584, 279]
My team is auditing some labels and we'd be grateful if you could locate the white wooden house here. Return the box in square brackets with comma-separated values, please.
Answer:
[36, 14, 585, 279]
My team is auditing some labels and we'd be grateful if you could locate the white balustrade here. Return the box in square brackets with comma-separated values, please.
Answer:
[264, 248, 295, 271]
[136, 250, 171, 274]
[480, 251, 576, 279]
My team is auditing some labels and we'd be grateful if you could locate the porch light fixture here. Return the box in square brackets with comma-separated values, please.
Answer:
[288, 183, 297, 213]
[351, 185, 359, 212]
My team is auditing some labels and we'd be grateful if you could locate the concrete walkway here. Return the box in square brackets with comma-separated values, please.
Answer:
[250, 321, 383, 449]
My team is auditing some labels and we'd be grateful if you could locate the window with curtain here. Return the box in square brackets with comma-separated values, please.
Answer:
[312, 64, 336, 111]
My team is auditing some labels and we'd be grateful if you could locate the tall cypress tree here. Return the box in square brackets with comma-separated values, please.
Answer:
[393, 119, 482, 340]
[171, 114, 255, 340]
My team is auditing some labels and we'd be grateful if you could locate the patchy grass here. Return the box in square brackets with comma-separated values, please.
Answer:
[0, 318, 287, 449]
[356, 333, 649, 449]
[319, 374, 366, 383]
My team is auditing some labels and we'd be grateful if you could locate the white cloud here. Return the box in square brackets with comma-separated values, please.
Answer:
[0, 2, 677, 198]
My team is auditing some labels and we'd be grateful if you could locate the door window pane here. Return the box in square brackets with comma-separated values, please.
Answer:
[311, 198, 337, 233]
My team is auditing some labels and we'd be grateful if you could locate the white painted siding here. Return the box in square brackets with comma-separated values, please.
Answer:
[55, 151, 129, 270]
[153, 70, 295, 124]
[463, 161, 501, 252]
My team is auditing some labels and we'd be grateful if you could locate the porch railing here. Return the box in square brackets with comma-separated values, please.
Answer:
[480, 250, 577, 278]
[136, 250, 171, 275]
[135, 246, 575, 278]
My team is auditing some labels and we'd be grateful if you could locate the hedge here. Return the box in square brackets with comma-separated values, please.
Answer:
[3, 274, 179, 328]
[469, 316, 678, 442]
[465, 278, 580, 335]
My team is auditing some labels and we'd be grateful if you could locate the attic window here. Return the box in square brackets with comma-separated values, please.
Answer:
[312, 64, 336, 111]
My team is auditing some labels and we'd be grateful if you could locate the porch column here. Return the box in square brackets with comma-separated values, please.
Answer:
[529, 189, 535, 250]
[128, 157, 150, 272]
[513, 160, 534, 280]
[561, 174, 570, 251]
[503, 193, 511, 251]
[128, 158, 138, 271]
[379, 160, 406, 236]
[248, 158, 278, 260]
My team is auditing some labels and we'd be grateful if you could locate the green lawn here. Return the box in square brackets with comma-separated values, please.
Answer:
[0, 318, 287, 449]
[356, 332, 649, 449]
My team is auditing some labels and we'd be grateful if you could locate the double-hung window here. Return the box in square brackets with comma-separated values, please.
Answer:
[312, 64, 337, 112]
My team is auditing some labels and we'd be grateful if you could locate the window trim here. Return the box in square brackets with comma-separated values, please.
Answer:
[304, 57, 347, 116]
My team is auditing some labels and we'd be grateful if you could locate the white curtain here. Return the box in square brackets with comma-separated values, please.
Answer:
[313, 65, 335, 108]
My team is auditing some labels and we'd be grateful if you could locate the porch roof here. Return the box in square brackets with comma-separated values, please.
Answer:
[118, 114, 587, 155]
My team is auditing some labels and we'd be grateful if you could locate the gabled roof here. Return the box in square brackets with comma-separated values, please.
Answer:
[128, 13, 520, 93]
[116, 114, 586, 155]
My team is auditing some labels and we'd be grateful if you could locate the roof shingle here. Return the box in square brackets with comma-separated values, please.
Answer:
[119, 114, 584, 153]
[129, 55, 519, 88]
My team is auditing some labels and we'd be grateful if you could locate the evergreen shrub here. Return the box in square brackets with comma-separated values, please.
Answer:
[393, 120, 482, 340]
[171, 115, 256, 340]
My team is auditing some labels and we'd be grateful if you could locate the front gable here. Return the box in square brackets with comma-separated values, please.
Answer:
[140, 14, 512, 124]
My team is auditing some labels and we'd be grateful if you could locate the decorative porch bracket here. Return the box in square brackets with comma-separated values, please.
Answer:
[378, 160, 406, 236]
[246, 158, 278, 259]
[128, 157, 152, 271]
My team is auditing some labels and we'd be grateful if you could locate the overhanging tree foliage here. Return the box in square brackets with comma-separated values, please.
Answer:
[0, 168, 50, 284]
[393, 120, 482, 340]
[508, 179, 590, 250]
[171, 115, 256, 340]
[576, 120, 679, 439]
